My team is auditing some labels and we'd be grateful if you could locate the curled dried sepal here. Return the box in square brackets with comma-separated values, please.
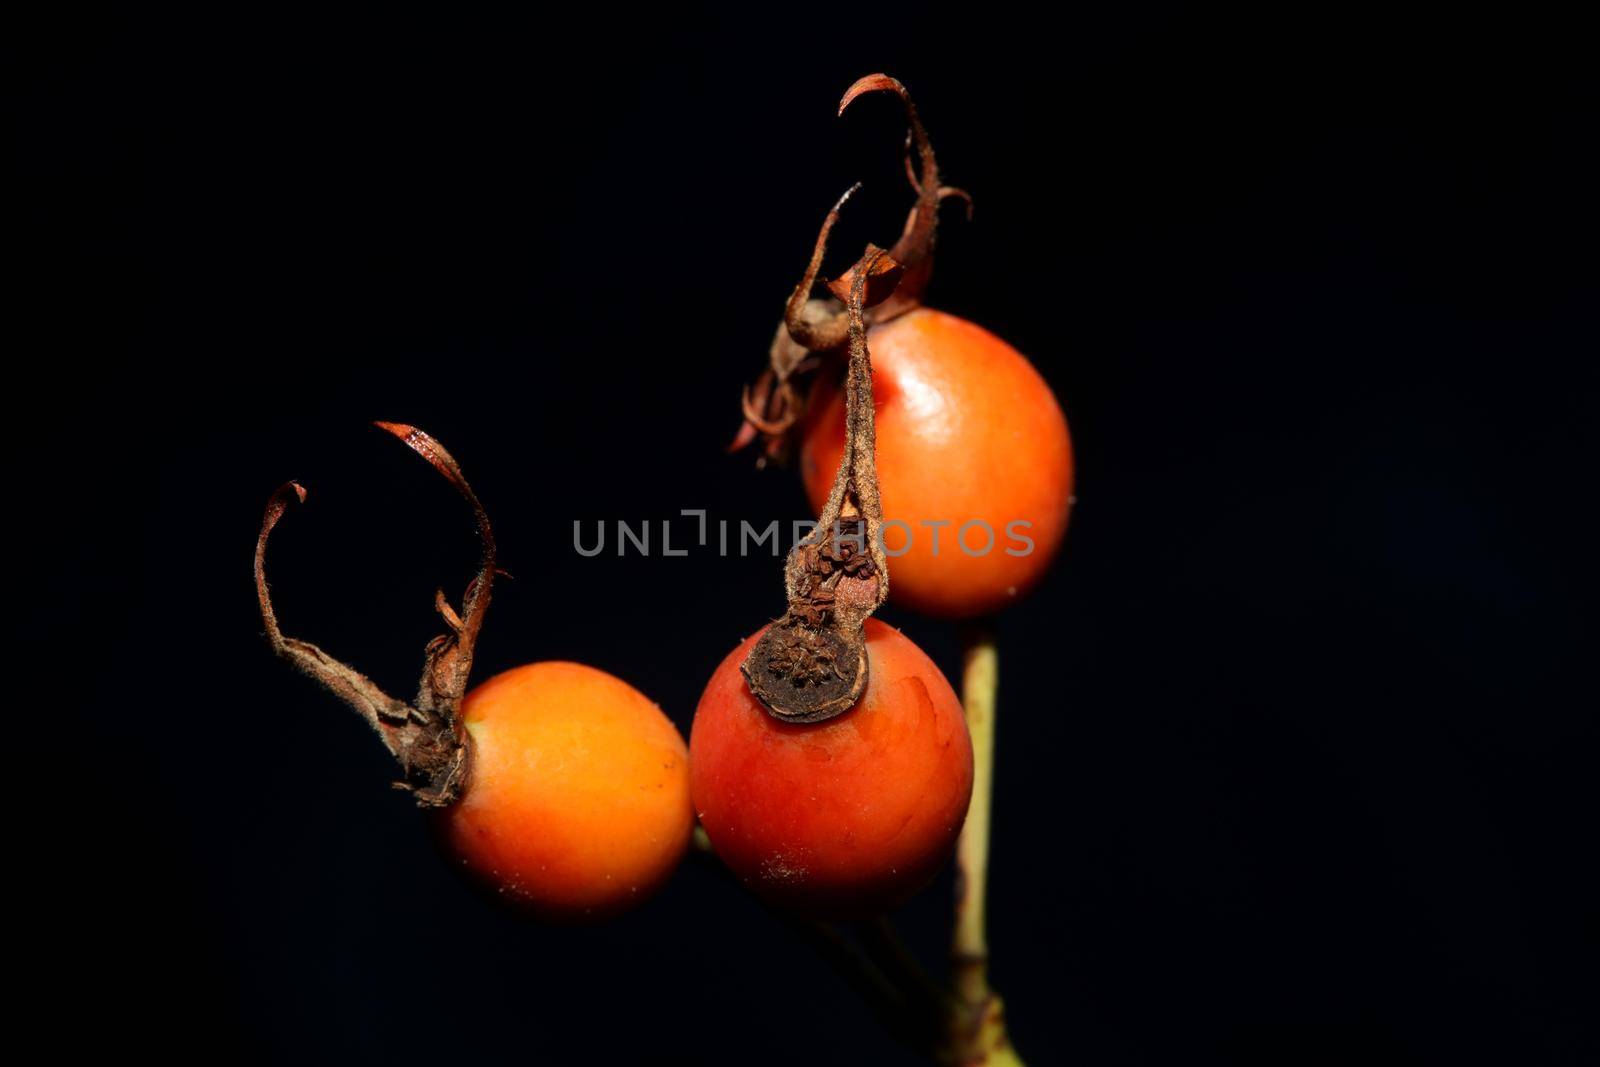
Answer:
[784, 182, 860, 353]
[373, 421, 497, 728]
[742, 247, 895, 723]
[255, 481, 418, 756]
[730, 324, 822, 464]
[730, 186, 862, 463]
[839, 73, 953, 317]
[732, 74, 966, 463]
[825, 243, 905, 308]
[253, 424, 498, 807]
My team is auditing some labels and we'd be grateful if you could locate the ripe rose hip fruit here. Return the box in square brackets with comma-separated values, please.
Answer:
[255, 424, 691, 922]
[734, 76, 1074, 618]
[691, 619, 974, 916]
[800, 308, 1073, 618]
[443, 662, 692, 919]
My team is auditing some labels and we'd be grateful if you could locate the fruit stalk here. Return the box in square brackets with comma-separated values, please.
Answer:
[949, 627, 1023, 1066]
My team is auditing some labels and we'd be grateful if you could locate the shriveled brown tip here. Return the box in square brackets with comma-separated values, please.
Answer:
[371, 421, 495, 584]
[259, 481, 309, 546]
[826, 245, 904, 307]
[728, 419, 760, 454]
[374, 421, 474, 503]
[255, 482, 309, 651]
[941, 185, 975, 220]
[374, 420, 440, 464]
[839, 73, 909, 116]
[832, 180, 863, 213]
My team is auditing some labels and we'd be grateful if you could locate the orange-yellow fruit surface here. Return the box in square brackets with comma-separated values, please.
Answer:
[442, 662, 692, 919]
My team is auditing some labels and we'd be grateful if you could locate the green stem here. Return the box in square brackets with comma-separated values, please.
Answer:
[948, 626, 1023, 1066]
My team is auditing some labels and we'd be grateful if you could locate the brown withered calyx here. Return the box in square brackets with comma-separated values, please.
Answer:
[741, 244, 901, 723]
[732, 73, 969, 466]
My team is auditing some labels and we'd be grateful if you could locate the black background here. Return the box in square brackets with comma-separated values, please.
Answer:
[19, 8, 1596, 1065]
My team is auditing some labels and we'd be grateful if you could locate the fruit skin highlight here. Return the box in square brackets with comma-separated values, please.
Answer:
[441, 661, 694, 920]
[800, 308, 1074, 620]
[691, 618, 974, 916]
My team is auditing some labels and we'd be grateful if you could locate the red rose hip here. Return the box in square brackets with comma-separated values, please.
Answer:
[691, 619, 974, 915]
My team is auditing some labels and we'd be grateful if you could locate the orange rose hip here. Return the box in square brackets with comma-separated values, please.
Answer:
[442, 662, 693, 919]
[801, 307, 1074, 618]
[253, 424, 693, 923]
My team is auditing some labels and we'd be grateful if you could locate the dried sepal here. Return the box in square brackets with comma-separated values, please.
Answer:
[255, 481, 416, 756]
[732, 73, 967, 464]
[825, 243, 905, 308]
[729, 186, 863, 462]
[784, 182, 860, 352]
[373, 421, 497, 731]
[838, 72, 956, 317]
[253, 424, 498, 807]
[742, 247, 896, 724]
